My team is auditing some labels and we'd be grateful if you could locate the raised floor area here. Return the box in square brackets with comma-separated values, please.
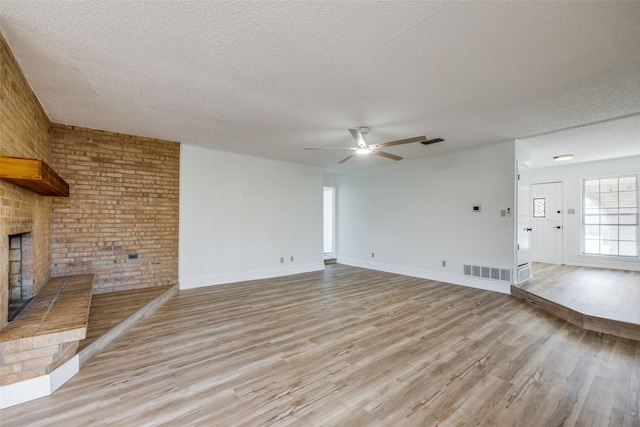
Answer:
[0, 274, 94, 386]
[0, 281, 177, 408]
[512, 263, 640, 341]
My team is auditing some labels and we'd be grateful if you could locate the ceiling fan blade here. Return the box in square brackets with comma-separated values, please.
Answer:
[373, 150, 403, 161]
[372, 136, 427, 148]
[338, 153, 358, 164]
[420, 138, 444, 145]
[348, 128, 368, 149]
[303, 147, 357, 150]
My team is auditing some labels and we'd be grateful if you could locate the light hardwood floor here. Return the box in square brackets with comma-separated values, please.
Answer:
[519, 263, 640, 326]
[2, 264, 639, 426]
[78, 285, 176, 352]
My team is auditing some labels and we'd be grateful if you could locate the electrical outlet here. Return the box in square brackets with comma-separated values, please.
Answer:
[290, 256, 294, 262]
[442, 260, 446, 267]
[280, 257, 284, 263]
[371, 252, 375, 258]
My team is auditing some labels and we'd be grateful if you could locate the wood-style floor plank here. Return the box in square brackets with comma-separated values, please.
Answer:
[520, 263, 640, 325]
[1, 264, 638, 426]
[514, 262, 640, 340]
[78, 285, 175, 352]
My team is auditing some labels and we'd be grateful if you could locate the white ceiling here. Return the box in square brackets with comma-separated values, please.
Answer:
[0, 1, 639, 173]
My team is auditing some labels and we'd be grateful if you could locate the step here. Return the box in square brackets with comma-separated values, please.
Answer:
[511, 285, 640, 341]
[78, 284, 178, 367]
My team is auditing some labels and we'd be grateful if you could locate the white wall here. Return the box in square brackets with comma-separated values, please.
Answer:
[323, 172, 337, 187]
[179, 144, 325, 289]
[336, 141, 517, 293]
[532, 155, 640, 271]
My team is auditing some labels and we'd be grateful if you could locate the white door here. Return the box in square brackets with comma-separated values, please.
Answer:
[516, 163, 531, 267]
[531, 182, 563, 263]
[516, 163, 532, 282]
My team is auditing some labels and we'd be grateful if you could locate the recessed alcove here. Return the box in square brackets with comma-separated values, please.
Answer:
[7, 232, 34, 322]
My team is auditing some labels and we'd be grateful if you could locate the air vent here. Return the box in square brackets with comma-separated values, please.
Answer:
[517, 264, 531, 284]
[464, 264, 512, 283]
[464, 264, 472, 276]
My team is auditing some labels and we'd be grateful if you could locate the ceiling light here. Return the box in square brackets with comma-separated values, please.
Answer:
[553, 154, 573, 161]
[356, 148, 371, 155]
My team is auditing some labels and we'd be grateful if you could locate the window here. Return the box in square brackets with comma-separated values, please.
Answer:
[533, 198, 546, 218]
[583, 175, 638, 257]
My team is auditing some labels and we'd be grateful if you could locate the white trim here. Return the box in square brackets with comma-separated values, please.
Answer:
[565, 260, 640, 272]
[179, 262, 325, 289]
[51, 354, 80, 392]
[0, 355, 79, 409]
[531, 258, 564, 264]
[578, 253, 640, 262]
[337, 257, 511, 294]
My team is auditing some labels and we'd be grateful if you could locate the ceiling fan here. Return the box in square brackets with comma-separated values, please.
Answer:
[304, 127, 443, 163]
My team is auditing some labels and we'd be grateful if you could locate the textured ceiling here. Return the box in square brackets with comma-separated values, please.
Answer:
[0, 1, 639, 172]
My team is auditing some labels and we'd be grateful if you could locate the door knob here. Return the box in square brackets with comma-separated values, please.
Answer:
[555, 226, 562, 229]
[525, 228, 532, 231]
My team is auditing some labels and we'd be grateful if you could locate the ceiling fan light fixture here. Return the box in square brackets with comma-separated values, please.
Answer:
[553, 154, 574, 161]
[305, 128, 442, 163]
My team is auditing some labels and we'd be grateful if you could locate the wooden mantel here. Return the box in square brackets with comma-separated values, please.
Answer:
[0, 156, 69, 197]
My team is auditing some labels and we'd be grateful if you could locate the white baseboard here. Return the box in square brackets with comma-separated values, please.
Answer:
[337, 257, 511, 294]
[179, 262, 325, 290]
[0, 355, 79, 409]
[531, 258, 563, 265]
[564, 260, 640, 272]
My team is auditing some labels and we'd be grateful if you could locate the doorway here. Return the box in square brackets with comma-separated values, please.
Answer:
[323, 187, 335, 258]
[516, 162, 532, 283]
[531, 182, 564, 264]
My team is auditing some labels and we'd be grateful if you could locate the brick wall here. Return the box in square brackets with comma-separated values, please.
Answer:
[0, 31, 179, 386]
[0, 32, 52, 330]
[50, 125, 179, 293]
[1, 336, 79, 386]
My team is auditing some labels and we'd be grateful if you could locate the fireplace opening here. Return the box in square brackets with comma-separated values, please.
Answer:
[8, 232, 34, 322]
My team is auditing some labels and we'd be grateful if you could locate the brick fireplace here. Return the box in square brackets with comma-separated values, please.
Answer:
[0, 29, 179, 404]
[0, 31, 53, 331]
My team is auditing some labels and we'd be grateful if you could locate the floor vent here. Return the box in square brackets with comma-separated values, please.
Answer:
[517, 264, 531, 284]
[463, 264, 512, 283]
